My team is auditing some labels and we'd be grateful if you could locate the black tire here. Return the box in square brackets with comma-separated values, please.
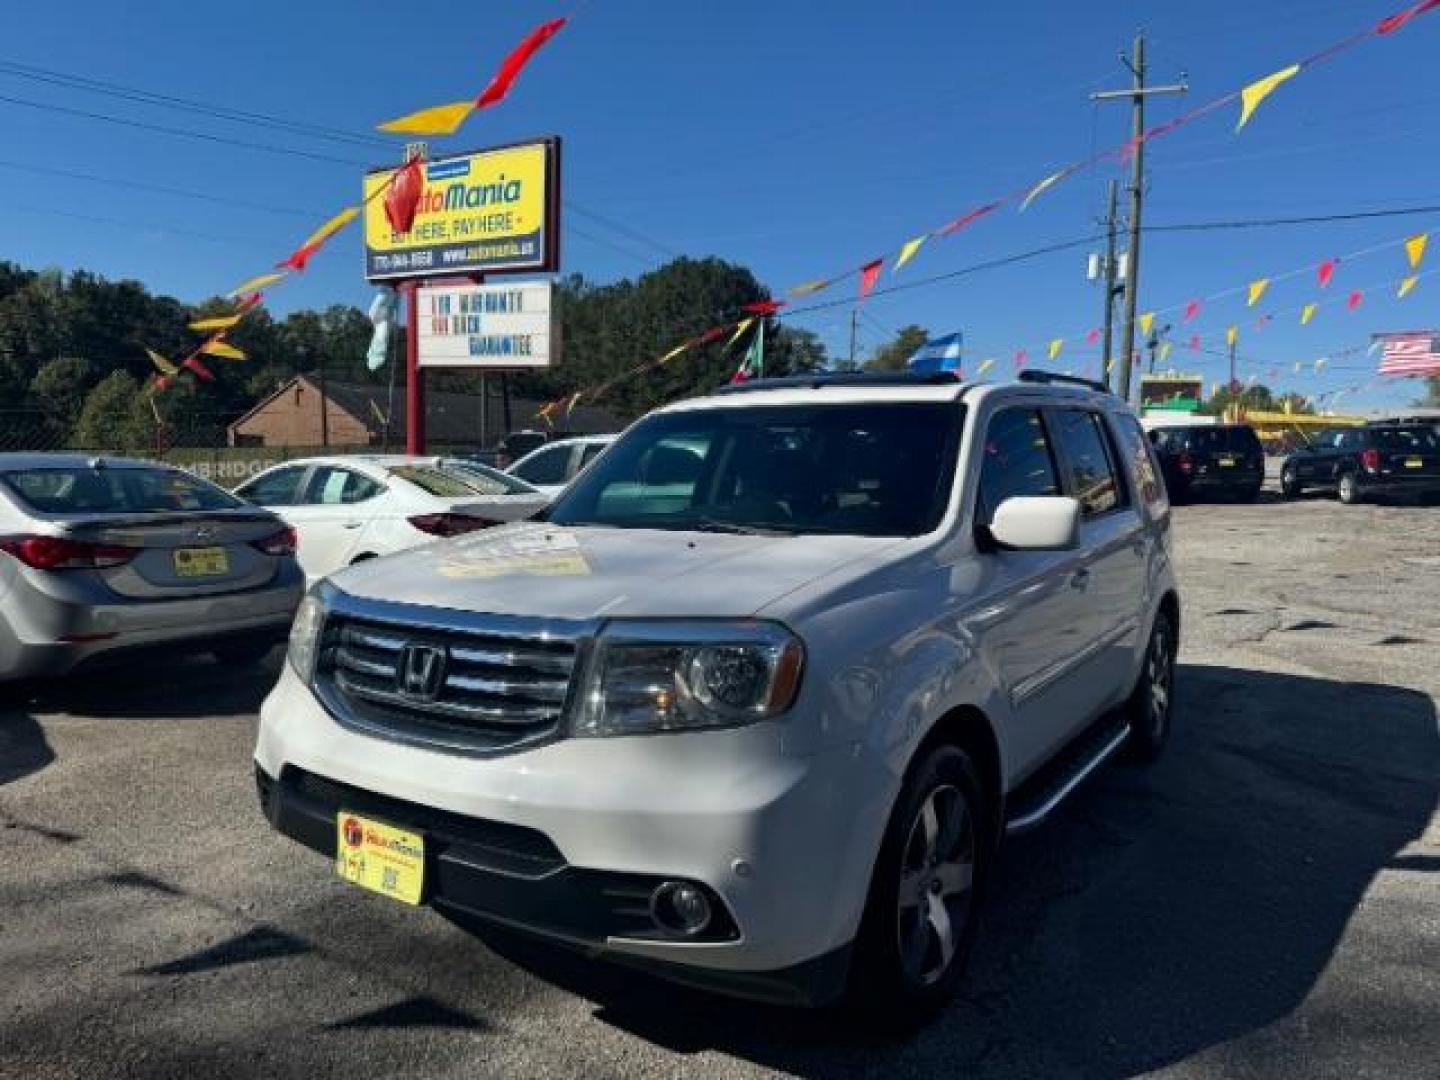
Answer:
[1337, 472, 1363, 505]
[211, 639, 277, 667]
[846, 743, 990, 1027]
[1122, 608, 1177, 763]
[1279, 464, 1302, 499]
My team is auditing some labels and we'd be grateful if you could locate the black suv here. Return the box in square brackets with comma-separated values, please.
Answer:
[1147, 423, 1265, 502]
[1280, 424, 1440, 504]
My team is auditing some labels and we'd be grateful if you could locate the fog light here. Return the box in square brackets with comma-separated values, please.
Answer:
[650, 881, 712, 936]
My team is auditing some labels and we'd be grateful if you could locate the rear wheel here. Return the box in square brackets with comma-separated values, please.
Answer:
[1280, 464, 1302, 499]
[1123, 609, 1176, 763]
[1338, 472, 1363, 505]
[847, 743, 989, 1026]
[211, 639, 277, 667]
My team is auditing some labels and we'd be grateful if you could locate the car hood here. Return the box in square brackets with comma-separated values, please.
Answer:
[331, 521, 902, 620]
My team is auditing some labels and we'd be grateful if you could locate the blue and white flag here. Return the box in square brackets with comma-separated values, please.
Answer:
[907, 332, 963, 374]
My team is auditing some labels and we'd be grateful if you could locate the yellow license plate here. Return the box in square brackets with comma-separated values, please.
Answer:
[335, 812, 424, 905]
[1405, 457, 1423, 468]
[173, 546, 229, 576]
[1217, 456, 1236, 467]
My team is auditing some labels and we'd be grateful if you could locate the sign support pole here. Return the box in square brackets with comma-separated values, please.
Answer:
[405, 281, 425, 455]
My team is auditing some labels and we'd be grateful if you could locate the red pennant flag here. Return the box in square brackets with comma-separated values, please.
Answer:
[476, 17, 568, 109]
[1013, 348, 1028, 371]
[1188, 333, 1201, 352]
[937, 202, 1000, 238]
[1317, 257, 1338, 288]
[857, 258, 884, 300]
[1347, 289, 1363, 310]
[153, 375, 172, 393]
[698, 326, 726, 344]
[1377, 0, 1440, 34]
[741, 300, 787, 315]
[277, 243, 321, 273]
[384, 159, 425, 235]
[1183, 299, 1201, 322]
[1085, 327, 1100, 345]
[236, 292, 263, 312]
[182, 356, 215, 382]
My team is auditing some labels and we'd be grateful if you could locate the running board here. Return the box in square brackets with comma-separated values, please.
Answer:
[1004, 716, 1131, 835]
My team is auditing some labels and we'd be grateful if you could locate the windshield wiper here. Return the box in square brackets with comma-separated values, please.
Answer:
[688, 518, 796, 536]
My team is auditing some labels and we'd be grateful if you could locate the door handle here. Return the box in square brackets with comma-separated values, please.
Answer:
[1070, 568, 1091, 590]
[342, 522, 364, 529]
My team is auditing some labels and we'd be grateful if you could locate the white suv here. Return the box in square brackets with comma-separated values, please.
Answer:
[255, 372, 1178, 1018]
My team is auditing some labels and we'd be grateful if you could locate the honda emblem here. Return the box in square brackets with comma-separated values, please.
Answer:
[396, 643, 446, 701]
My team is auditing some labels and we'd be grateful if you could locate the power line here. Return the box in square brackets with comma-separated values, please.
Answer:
[1148, 206, 1440, 231]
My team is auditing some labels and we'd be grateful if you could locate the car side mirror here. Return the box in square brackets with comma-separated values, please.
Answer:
[984, 496, 1081, 551]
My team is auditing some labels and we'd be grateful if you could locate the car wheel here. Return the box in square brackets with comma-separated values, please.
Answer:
[211, 640, 277, 667]
[1337, 472, 1363, 505]
[1123, 608, 1176, 763]
[847, 743, 989, 1026]
[1280, 465, 1301, 499]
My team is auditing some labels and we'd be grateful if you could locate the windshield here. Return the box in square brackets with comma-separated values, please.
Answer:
[1, 466, 242, 515]
[547, 402, 963, 537]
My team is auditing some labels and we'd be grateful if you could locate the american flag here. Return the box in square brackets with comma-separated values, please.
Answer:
[1375, 331, 1440, 376]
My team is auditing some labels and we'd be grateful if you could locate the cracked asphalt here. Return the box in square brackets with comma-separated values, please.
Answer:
[2, 491, 1437, 1079]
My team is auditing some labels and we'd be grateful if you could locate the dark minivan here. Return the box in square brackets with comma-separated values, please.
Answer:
[1148, 423, 1265, 502]
[1280, 424, 1440, 504]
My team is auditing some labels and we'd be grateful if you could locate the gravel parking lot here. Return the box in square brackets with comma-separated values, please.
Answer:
[2, 493, 1437, 1080]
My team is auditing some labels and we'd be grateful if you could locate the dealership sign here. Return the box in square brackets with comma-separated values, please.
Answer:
[417, 282, 555, 369]
[363, 138, 560, 281]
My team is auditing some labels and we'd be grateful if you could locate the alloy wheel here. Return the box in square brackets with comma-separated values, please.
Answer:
[1146, 622, 1174, 740]
[896, 784, 976, 987]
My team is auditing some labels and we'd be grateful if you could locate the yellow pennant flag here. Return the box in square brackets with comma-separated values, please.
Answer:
[1226, 325, 1238, 348]
[724, 318, 755, 351]
[1236, 63, 1302, 131]
[301, 206, 360, 250]
[189, 314, 242, 332]
[228, 272, 285, 297]
[658, 342, 690, 364]
[1300, 302, 1317, 325]
[1398, 275, 1419, 299]
[1047, 338, 1063, 360]
[201, 340, 246, 361]
[377, 100, 475, 136]
[145, 348, 179, 376]
[788, 278, 831, 296]
[976, 358, 995, 376]
[1405, 233, 1428, 270]
[1139, 312, 1154, 336]
[1020, 170, 1066, 212]
[1247, 278, 1270, 306]
[894, 235, 927, 272]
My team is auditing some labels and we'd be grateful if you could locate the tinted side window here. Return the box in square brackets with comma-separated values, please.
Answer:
[1051, 409, 1125, 516]
[976, 408, 1061, 525]
[239, 466, 306, 507]
[512, 446, 571, 486]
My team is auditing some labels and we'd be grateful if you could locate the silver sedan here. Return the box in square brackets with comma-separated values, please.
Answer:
[0, 454, 304, 682]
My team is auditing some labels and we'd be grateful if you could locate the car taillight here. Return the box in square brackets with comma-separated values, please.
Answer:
[1360, 448, 1381, 472]
[0, 534, 139, 570]
[251, 526, 297, 557]
[407, 513, 498, 537]
[1177, 451, 1193, 474]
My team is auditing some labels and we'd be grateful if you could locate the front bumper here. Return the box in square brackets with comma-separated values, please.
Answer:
[254, 664, 880, 1005]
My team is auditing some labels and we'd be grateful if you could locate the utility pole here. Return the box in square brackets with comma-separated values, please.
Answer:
[1098, 179, 1121, 389]
[848, 308, 859, 370]
[1093, 34, 1186, 403]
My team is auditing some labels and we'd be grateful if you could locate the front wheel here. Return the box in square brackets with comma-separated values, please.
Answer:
[1280, 465, 1302, 499]
[1337, 472, 1363, 505]
[1123, 609, 1176, 763]
[847, 743, 989, 1025]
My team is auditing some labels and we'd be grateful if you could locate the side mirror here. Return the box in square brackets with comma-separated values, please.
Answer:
[984, 496, 1081, 551]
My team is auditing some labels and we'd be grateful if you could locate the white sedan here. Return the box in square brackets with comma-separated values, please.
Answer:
[505, 434, 617, 497]
[235, 456, 548, 584]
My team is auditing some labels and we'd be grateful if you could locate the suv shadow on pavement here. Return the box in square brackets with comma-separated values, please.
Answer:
[0, 708, 54, 787]
[457, 663, 1438, 1077]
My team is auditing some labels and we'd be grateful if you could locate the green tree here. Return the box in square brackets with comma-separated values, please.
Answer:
[29, 357, 95, 442]
[864, 324, 929, 372]
[73, 371, 151, 454]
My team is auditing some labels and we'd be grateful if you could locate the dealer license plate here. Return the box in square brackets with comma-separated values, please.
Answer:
[173, 546, 229, 577]
[1405, 457, 1423, 469]
[1217, 455, 1237, 467]
[335, 811, 424, 905]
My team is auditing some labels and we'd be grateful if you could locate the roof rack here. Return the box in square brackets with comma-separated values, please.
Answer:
[713, 371, 963, 395]
[1016, 370, 1111, 394]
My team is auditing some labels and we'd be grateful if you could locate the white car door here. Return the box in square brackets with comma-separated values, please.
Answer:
[1044, 406, 1149, 725]
[282, 465, 386, 582]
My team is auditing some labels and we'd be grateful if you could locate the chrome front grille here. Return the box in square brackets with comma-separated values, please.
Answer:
[314, 604, 587, 756]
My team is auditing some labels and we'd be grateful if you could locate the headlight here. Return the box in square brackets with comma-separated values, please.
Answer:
[287, 590, 328, 683]
[571, 620, 804, 738]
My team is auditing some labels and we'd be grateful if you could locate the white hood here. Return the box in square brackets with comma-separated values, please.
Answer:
[331, 522, 901, 620]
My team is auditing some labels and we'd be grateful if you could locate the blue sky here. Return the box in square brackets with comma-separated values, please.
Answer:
[3, 0, 1438, 409]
